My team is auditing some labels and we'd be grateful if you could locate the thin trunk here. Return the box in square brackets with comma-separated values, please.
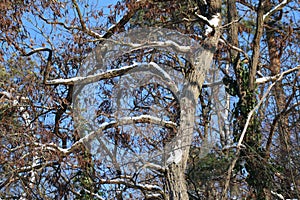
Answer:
[265, 13, 294, 198]
[249, 0, 265, 91]
[221, 0, 239, 198]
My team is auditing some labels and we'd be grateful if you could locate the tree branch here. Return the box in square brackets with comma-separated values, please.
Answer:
[34, 115, 177, 155]
[71, 0, 103, 38]
[219, 36, 250, 61]
[21, 47, 52, 84]
[256, 65, 300, 84]
[97, 1, 144, 41]
[38, 14, 81, 30]
[98, 178, 164, 193]
[263, 0, 290, 21]
[45, 63, 139, 85]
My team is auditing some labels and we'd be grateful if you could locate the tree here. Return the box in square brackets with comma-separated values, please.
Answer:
[0, 0, 299, 199]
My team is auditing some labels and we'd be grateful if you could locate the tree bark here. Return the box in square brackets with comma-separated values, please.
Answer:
[249, 0, 265, 91]
[165, 2, 221, 197]
[265, 8, 291, 197]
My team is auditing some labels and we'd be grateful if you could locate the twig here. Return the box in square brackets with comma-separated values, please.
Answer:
[219, 36, 250, 61]
[72, 0, 103, 38]
[221, 10, 249, 29]
[38, 14, 80, 30]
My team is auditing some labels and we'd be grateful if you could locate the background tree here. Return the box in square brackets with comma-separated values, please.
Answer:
[0, 0, 299, 199]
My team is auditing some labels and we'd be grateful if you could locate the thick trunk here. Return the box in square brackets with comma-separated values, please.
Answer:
[166, 21, 221, 199]
[166, 87, 197, 199]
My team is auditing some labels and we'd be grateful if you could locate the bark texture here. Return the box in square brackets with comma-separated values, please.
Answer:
[166, 0, 222, 197]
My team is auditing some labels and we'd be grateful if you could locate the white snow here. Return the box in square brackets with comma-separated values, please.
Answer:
[204, 13, 221, 36]
[166, 140, 183, 165]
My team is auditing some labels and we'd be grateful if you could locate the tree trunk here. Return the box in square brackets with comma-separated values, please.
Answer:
[265, 14, 291, 197]
[165, 9, 221, 197]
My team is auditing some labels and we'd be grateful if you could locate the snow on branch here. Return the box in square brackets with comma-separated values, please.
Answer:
[128, 40, 191, 53]
[81, 189, 105, 200]
[263, 0, 290, 21]
[17, 160, 58, 173]
[46, 63, 139, 85]
[34, 115, 177, 155]
[166, 139, 182, 165]
[271, 190, 285, 200]
[116, 115, 177, 128]
[256, 65, 300, 84]
[98, 178, 163, 193]
[195, 13, 221, 28]
[219, 36, 250, 61]
[142, 162, 167, 173]
[195, 13, 221, 36]
[46, 61, 180, 95]
[147, 62, 179, 94]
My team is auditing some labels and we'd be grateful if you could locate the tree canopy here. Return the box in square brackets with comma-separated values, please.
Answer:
[0, 0, 299, 199]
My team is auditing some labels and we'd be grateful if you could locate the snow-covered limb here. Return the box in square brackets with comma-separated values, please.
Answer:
[256, 65, 300, 84]
[46, 63, 139, 85]
[219, 37, 250, 61]
[129, 40, 191, 53]
[142, 162, 167, 173]
[195, 13, 221, 28]
[81, 189, 105, 200]
[143, 62, 179, 94]
[34, 115, 177, 155]
[99, 178, 163, 193]
[46, 61, 179, 87]
[221, 143, 246, 151]
[263, 0, 289, 21]
[17, 160, 58, 173]
[116, 115, 177, 128]
[271, 190, 285, 200]
[145, 193, 163, 199]
[33, 142, 70, 155]
[195, 13, 221, 36]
